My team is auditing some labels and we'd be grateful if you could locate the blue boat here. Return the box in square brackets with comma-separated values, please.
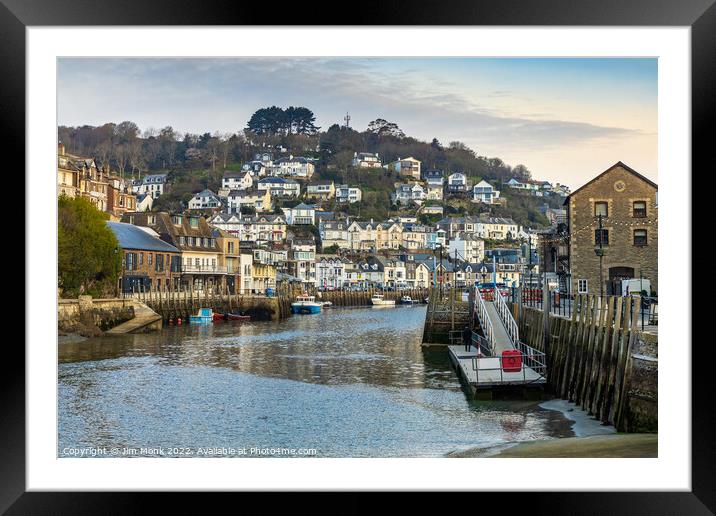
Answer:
[291, 295, 322, 314]
[189, 308, 213, 324]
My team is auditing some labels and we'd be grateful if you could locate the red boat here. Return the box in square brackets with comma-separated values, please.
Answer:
[212, 312, 251, 322]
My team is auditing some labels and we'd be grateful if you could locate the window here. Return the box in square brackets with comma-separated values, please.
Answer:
[148, 253, 153, 265]
[594, 202, 608, 217]
[595, 229, 609, 246]
[634, 229, 648, 246]
[633, 201, 647, 218]
[578, 279, 588, 293]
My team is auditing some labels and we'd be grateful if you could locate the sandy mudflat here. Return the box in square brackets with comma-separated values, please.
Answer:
[448, 398, 656, 458]
[448, 433, 657, 458]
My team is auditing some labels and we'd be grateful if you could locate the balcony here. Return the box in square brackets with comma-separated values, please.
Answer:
[181, 264, 228, 275]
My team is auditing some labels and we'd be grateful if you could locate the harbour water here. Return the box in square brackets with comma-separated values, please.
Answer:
[58, 305, 573, 457]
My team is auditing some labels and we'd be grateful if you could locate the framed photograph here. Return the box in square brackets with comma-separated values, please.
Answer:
[6, 0, 708, 510]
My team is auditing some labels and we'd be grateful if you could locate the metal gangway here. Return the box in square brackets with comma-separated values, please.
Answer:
[447, 286, 547, 391]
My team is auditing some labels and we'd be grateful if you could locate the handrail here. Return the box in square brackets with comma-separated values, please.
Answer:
[493, 286, 519, 346]
[473, 286, 494, 352]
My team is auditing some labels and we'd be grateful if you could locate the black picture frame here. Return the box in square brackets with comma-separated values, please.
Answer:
[3, 0, 707, 511]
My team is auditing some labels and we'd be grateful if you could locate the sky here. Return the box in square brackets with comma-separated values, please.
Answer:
[57, 57, 657, 189]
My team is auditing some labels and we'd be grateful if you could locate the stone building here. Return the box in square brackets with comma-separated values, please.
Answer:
[565, 162, 657, 296]
[107, 221, 182, 293]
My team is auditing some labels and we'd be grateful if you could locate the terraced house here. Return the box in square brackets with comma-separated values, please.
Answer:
[208, 212, 287, 244]
[123, 212, 226, 292]
[315, 255, 349, 289]
[319, 220, 351, 249]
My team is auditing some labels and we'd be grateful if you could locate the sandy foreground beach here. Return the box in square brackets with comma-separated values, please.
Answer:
[448, 399, 658, 458]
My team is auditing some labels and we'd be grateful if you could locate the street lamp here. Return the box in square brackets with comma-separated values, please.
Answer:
[480, 265, 487, 286]
[594, 213, 605, 298]
[114, 247, 120, 298]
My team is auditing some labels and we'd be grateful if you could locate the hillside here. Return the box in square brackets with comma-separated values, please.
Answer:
[58, 111, 561, 227]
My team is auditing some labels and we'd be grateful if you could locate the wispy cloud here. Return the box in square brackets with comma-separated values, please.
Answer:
[57, 57, 657, 187]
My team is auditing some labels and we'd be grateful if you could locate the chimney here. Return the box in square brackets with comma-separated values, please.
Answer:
[58, 142, 65, 156]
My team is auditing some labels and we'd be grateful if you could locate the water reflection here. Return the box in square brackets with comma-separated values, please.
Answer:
[59, 306, 571, 457]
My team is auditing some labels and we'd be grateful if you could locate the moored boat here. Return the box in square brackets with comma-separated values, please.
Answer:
[291, 294, 322, 314]
[322, 301, 333, 308]
[212, 312, 251, 321]
[370, 294, 396, 306]
[189, 308, 213, 324]
[400, 295, 414, 305]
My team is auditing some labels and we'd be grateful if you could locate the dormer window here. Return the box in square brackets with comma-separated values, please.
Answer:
[190, 217, 199, 228]
[172, 215, 182, 226]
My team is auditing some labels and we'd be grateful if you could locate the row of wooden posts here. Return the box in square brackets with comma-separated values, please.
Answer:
[422, 288, 472, 344]
[129, 283, 430, 320]
[513, 294, 645, 431]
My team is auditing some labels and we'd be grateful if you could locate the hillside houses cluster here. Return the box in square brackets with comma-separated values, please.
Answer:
[58, 137, 656, 299]
[58, 145, 577, 294]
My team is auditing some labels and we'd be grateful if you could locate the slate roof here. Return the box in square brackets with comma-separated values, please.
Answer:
[107, 221, 180, 253]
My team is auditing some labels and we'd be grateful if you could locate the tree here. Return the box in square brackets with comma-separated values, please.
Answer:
[247, 106, 319, 135]
[112, 144, 129, 178]
[114, 121, 140, 143]
[512, 164, 532, 181]
[58, 196, 121, 298]
[368, 118, 405, 138]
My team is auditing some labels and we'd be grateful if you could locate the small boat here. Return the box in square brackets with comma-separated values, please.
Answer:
[291, 294, 322, 314]
[226, 312, 251, 321]
[322, 301, 333, 308]
[212, 312, 251, 322]
[400, 295, 414, 305]
[370, 294, 396, 306]
[189, 308, 213, 324]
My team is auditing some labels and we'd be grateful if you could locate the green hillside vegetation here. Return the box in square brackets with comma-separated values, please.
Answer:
[58, 108, 564, 228]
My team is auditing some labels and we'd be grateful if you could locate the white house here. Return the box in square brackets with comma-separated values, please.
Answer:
[476, 217, 521, 240]
[222, 170, 253, 191]
[446, 172, 468, 193]
[505, 177, 540, 193]
[472, 179, 501, 204]
[336, 184, 362, 203]
[209, 212, 287, 244]
[352, 152, 382, 168]
[422, 169, 444, 186]
[135, 193, 153, 212]
[132, 173, 168, 199]
[388, 156, 421, 179]
[257, 176, 301, 197]
[315, 255, 348, 289]
[188, 189, 223, 210]
[426, 183, 443, 200]
[271, 156, 315, 179]
[282, 203, 316, 225]
[287, 239, 316, 285]
[319, 220, 351, 249]
[448, 232, 485, 263]
[392, 183, 426, 204]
